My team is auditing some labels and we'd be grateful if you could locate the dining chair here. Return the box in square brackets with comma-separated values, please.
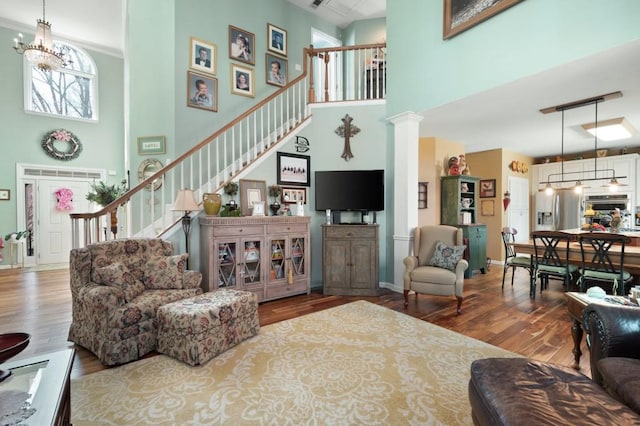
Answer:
[578, 232, 632, 296]
[531, 231, 578, 297]
[501, 227, 533, 291]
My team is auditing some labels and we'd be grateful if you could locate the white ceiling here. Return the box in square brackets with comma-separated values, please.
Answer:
[2, 0, 638, 159]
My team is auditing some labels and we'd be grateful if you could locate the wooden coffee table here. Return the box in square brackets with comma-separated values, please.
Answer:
[565, 292, 591, 370]
[565, 292, 617, 370]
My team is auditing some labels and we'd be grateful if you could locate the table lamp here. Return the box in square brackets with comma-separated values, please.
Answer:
[172, 189, 200, 268]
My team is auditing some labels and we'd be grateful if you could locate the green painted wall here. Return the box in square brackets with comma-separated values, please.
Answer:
[387, 0, 640, 116]
[0, 25, 124, 264]
[128, 0, 176, 168]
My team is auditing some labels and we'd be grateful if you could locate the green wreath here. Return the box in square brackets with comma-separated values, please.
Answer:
[41, 129, 82, 161]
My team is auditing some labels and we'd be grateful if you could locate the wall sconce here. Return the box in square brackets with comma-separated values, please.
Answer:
[502, 191, 511, 211]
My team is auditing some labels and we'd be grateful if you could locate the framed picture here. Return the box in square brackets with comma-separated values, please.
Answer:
[187, 71, 218, 112]
[277, 152, 310, 187]
[239, 179, 266, 216]
[267, 23, 287, 57]
[231, 64, 255, 98]
[0, 189, 9, 200]
[281, 186, 306, 204]
[137, 136, 166, 155]
[481, 200, 495, 216]
[189, 36, 216, 75]
[443, 0, 522, 39]
[266, 53, 288, 87]
[228, 25, 255, 65]
[418, 182, 428, 209]
[479, 179, 496, 198]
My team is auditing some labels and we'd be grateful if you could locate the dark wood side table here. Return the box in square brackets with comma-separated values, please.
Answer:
[565, 292, 590, 370]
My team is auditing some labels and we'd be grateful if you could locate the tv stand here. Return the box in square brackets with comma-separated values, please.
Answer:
[331, 210, 377, 225]
[322, 224, 381, 296]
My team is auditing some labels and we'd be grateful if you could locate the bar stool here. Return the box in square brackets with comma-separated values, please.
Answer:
[9, 239, 26, 268]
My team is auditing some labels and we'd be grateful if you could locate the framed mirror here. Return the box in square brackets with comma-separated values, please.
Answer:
[137, 158, 164, 191]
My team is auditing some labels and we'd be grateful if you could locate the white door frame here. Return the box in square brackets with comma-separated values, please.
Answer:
[16, 163, 106, 265]
[507, 176, 530, 243]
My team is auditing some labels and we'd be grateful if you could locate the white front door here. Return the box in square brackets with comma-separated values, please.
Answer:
[37, 179, 92, 264]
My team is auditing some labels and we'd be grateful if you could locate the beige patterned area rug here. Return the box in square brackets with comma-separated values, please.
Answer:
[71, 300, 518, 425]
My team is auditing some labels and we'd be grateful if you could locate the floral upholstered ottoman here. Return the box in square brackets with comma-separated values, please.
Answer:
[156, 289, 260, 366]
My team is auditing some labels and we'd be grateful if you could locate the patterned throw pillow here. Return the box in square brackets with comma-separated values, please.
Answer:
[94, 262, 145, 302]
[428, 240, 466, 271]
[143, 254, 188, 289]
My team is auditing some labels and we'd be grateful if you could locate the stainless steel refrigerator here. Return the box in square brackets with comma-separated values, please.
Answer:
[535, 191, 583, 231]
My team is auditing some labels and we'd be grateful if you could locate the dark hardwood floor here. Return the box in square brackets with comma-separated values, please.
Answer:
[0, 263, 589, 380]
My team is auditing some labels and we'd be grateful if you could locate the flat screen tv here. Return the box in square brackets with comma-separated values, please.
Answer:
[315, 170, 384, 212]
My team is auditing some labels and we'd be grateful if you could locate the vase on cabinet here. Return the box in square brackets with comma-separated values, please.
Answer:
[203, 193, 222, 216]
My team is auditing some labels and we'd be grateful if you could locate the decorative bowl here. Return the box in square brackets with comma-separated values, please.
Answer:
[0, 333, 30, 364]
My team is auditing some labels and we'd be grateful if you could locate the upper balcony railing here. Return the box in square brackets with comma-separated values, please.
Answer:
[69, 43, 386, 249]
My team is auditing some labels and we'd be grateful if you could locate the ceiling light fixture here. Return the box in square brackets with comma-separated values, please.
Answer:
[538, 92, 627, 192]
[581, 117, 637, 141]
[12, 0, 68, 71]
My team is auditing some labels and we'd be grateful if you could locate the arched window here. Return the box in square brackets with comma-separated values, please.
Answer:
[25, 41, 98, 121]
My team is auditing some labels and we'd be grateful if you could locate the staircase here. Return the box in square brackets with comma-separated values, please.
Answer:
[70, 43, 386, 248]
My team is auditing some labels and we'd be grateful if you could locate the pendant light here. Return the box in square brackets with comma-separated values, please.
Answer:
[538, 92, 627, 191]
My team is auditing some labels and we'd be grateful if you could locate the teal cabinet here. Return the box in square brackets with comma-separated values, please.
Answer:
[460, 224, 487, 278]
[440, 176, 486, 278]
[440, 176, 479, 225]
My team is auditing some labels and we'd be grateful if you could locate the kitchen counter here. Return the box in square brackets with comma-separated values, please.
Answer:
[561, 228, 640, 245]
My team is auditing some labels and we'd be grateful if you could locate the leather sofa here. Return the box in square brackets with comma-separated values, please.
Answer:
[468, 302, 640, 425]
[68, 238, 202, 365]
[583, 303, 640, 413]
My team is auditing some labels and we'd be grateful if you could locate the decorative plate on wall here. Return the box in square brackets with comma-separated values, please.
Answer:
[137, 158, 163, 191]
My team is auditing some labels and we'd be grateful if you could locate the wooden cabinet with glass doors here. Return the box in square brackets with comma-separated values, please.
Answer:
[199, 216, 310, 302]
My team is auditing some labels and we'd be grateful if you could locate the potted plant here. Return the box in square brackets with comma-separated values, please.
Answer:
[4, 230, 29, 242]
[223, 181, 239, 210]
[268, 184, 281, 216]
[86, 179, 128, 237]
[86, 179, 128, 207]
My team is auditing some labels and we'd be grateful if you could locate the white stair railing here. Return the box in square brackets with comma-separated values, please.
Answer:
[70, 43, 386, 248]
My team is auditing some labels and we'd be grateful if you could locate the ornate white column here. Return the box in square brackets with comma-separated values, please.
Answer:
[388, 111, 423, 291]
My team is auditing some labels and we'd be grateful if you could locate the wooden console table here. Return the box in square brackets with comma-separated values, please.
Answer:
[0, 348, 75, 425]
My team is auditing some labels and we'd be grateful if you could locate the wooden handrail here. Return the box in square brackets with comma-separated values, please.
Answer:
[71, 47, 314, 225]
[70, 42, 386, 247]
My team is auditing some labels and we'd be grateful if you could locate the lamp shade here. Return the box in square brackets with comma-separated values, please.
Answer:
[172, 189, 199, 212]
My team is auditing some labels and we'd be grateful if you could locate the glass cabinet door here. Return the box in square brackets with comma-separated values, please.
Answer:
[217, 241, 237, 288]
[269, 238, 286, 281]
[241, 238, 262, 286]
[290, 235, 306, 277]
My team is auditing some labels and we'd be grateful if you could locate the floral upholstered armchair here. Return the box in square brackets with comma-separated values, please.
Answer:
[68, 238, 202, 365]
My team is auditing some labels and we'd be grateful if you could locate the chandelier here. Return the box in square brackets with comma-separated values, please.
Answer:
[539, 91, 627, 193]
[12, 0, 68, 71]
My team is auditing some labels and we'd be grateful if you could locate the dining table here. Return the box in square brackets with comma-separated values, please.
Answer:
[512, 237, 640, 276]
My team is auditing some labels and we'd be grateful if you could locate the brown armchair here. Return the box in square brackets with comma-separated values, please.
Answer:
[403, 225, 468, 314]
[583, 303, 640, 413]
[68, 238, 202, 365]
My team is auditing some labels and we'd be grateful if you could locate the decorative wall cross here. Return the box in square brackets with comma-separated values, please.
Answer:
[334, 114, 360, 161]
